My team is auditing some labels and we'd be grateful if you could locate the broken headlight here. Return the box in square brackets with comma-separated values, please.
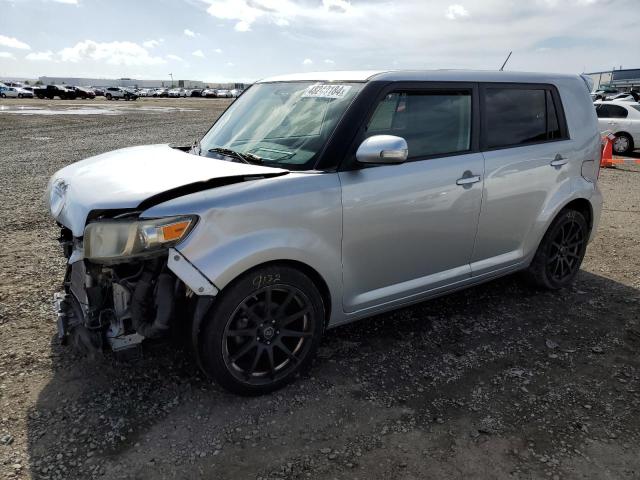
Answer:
[84, 216, 196, 262]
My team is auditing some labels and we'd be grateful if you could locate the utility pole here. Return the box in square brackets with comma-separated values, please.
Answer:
[169, 73, 174, 87]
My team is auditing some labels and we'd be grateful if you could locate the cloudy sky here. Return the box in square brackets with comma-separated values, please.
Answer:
[0, 0, 638, 82]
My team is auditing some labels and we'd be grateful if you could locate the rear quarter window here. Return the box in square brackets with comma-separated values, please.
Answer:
[483, 86, 567, 149]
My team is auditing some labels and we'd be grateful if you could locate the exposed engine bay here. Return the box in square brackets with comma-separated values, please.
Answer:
[54, 225, 196, 356]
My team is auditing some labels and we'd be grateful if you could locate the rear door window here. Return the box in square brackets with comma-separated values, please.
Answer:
[596, 104, 628, 119]
[366, 90, 472, 159]
[483, 86, 566, 149]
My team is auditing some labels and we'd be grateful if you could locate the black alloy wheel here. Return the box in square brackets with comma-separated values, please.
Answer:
[199, 265, 324, 395]
[525, 209, 589, 289]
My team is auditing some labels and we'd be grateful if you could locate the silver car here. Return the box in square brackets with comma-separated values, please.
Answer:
[47, 70, 602, 395]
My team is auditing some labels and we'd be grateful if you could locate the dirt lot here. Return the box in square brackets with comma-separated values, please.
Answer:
[0, 97, 639, 480]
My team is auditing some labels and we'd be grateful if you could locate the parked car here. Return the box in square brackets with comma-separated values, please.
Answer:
[592, 86, 618, 101]
[609, 91, 640, 103]
[215, 89, 232, 98]
[594, 101, 640, 155]
[230, 89, 243, 97]
[47, 70, 602, 395]
[105, 87, 138, 101]
[152, 88, 169, 97]
[202, 88, 217, 98]
[168, 88, 187, 97]
[190, 89, 203, 97]
[92, 87, 105, 97]
[68, 86, 96, 99]
[0, 86, 34, 98]
[33, 85, 76, 99]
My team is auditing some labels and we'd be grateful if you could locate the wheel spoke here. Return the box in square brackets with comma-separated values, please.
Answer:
[239, 304, 263, 325]
[230, 340, 256, 363]
[264, 287, 273, 316]
[276, 290, 296, 317]
[280, 329, 312, 338]
[547, 254, 559, 265]
[280, 308, 311, 327]
[266, 346, 275, 379]
[246, 345, 264, 377]
[227, 328, 257, 337]
[275, 341, 299, 364]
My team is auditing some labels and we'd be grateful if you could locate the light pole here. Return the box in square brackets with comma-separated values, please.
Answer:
[169, 73, 174, 87]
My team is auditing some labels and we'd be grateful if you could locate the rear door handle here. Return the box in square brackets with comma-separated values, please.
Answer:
[550, 154, 568, 167]
[456, 175, 481, 186]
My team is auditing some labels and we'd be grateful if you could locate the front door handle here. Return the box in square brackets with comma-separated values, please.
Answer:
[550, 154, 568, 167]
[456, 175, 481, 186]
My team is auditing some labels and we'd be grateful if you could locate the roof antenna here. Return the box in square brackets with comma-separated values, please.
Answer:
[499, 51, 512, 71]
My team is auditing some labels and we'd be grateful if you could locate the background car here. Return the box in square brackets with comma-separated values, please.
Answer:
[68, 86, 96, 99]
[201, 88, 216, 98]
[190, 88, 203, 97]
[92, 87, 105, 97]
[0, 86, 33, 98]
[595, 101, 640, 155]
[609, 91, 640, 103]
[215, 89, 232, 98]
[105, 87, 138, 101]
[33, 85, 75, 99]
[168, 88, 187, 97]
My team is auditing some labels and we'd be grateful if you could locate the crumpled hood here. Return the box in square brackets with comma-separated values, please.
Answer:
[47, 144, 287, 236]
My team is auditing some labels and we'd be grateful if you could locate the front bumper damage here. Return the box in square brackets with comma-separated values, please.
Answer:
[54, 227, 217, 356]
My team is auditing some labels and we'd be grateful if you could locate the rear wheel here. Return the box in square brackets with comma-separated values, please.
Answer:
[525, 209, 589, 289]
[613, 133, 634, 155]
[199, 265, 325, 395]
[106, 93, 112, 100]
[0, 93, 5, 98]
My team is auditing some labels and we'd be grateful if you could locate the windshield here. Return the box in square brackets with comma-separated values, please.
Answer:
[199, 81, 364, 170]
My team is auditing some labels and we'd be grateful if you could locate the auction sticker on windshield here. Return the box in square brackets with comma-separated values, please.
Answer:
[302, 84, 352, 99]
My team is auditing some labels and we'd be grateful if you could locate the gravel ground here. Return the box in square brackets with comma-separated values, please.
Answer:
[0, 97, 639, 480]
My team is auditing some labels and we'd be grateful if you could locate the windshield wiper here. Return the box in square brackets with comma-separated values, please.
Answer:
[207, 147, 264, 165]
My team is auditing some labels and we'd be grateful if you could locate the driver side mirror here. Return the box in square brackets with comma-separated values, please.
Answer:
[356, 135, 408, 164]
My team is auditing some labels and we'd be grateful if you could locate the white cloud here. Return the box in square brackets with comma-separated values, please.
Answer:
[143, 39, 164, 49]
[58, 40, 165, 66]
[235, 21, 251, 32]
[192, 49, 205, 57]
[226, 61, 235, 67]
[0, 51, 16, 59]
[166, 54, 184, 61]
[203, 0, 359, 33]
[0, 34, 31, 50]
[52, 0, 79, 4]
[26, 50, 54, 61]
[184, 28, 198, 37]
[445, 4, 469, 20]
[302, 58, 313, 65]
[323, 59, 335, 64]
[214, 48, 223, 53]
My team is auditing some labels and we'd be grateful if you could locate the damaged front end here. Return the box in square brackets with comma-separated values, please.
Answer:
[54, 214, 216, 356]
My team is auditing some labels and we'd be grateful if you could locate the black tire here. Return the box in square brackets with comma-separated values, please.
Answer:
[18, 93, 23, 98]
[525, 209, 589, 290]
[199, 265, 325, 395]
[0, 93, 5, 98]
[37, 94, 44, 99]
[613, 133, 634, 155]
[106, 94, 112, 100]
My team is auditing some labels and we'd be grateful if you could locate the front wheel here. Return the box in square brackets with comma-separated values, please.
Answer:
[525, 209, 589, 290]
[106, 94, 112, 100]
[199, 265, 325, 395]
[613, 133, 634, 155]
[0, 93, 5, 98]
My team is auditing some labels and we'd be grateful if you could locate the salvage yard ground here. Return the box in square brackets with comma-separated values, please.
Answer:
[0, 97, 639, 480]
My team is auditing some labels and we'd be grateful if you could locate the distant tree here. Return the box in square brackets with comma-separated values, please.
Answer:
[24, 80, 30, 85]
[35, 80, 42, 85]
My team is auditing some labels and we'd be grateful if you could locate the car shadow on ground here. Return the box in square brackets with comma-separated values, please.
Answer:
[26, 270, 640, 479]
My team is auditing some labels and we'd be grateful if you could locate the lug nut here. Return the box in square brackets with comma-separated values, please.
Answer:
[272, 320, 276, 324]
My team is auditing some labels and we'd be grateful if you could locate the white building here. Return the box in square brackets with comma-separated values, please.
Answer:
[37, 76, 245, 89]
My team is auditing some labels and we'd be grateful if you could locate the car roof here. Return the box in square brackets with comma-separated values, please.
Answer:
[257, 69, 581, 84]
